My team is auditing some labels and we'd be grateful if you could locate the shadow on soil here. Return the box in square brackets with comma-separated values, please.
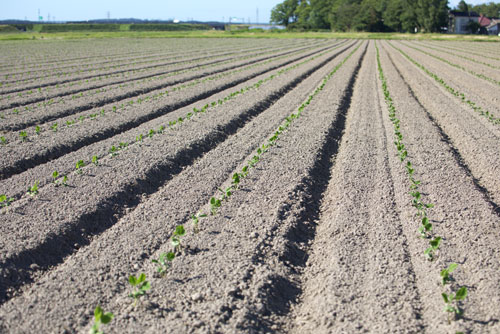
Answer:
[0, 42, 356, 305]
[238, 42, 368, 333]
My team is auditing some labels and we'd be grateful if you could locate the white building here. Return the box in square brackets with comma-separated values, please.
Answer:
[448, 10, 480, 34]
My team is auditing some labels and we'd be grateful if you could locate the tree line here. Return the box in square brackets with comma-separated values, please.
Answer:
[270, 0, 500, 32]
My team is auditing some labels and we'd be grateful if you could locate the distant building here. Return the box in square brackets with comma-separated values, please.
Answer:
[486, 19, 500, 35]
[448, 10, 479, 34]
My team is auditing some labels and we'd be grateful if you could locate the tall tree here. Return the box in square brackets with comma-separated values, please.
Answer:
[457, 0, 469, 13]
[270, 0, 299, 27]
[416, 0, 448, 32]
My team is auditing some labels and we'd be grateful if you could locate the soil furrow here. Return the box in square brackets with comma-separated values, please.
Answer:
[0, 41, 329, 116]
[0, 39, 355, 334]
[379, 42, 500, 333]
[381, 41, 500, 207]
[0, 42, 356, 306]
[384, 47, 500, 217]
[391, 41, 500, 118]
[0, 42, 352, 181]
[283, 42, 424, 334]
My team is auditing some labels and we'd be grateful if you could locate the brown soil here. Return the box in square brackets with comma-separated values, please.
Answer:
[0, 38, 499, 334]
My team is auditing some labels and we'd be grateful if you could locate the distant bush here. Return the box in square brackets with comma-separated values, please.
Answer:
[0, 25, 20, 33]
[128, 24, 211, 31]
[39, 24, 120, 32]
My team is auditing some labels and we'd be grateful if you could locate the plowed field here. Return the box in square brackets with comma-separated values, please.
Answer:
[0, 38, 499, 333]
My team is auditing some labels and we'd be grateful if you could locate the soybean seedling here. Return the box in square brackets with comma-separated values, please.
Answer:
[424, 236, 442, 261]
[27, 181, 39, 196]
[92, 155, 99, 166]
[0, 136, 6, 145]
[35, 125, 40, 134]
[218, 187, 232, 200]
[0, 194, 14, 207]
[76, 160, 86, 174]
[90, 305, 113, 334]
[128, 273, 151, 306]
[440, 263, 458, 286]
[151, 252, 175, 276]
[442, 287, 467, 324]
[210, 197, 221, 215]
[19, 131, 28, 142]
[51, 123, 58, 132]
[52, 171, 59, 185]
[191, 212, 207, 233]
[171, 225, 186, 254]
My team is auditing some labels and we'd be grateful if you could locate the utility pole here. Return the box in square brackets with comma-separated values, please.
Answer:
[107, 11, 110, 20]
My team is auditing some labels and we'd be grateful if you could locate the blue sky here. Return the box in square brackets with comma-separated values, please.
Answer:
[0, 1, 495, 22]
[1, 0, 282, 23]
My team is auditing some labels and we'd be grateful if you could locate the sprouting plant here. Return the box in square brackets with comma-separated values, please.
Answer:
[0, 136, 6, 145]
[191, 212, 207, 233]
[440, 263, 458, 285]
[151, 252, 175, 276]
[128, 273, 151, 306]
[51, 123, 58, 132]
[418, 216, 433, 238]
[171, 225, 186, 254]
[52, 171, 59, 184]
[27, 181, 39, 196]
[148, 129, 155, 138]
[210, 197, 221, 215]
[35, 125, 41, 134]
[0, 194, 15, 208]
[92, 155, 99, 166]
[424, 236, 442, 261]
[136, 134, 143, 142]
[119, 142, 128, 150]
[442, 287, 467, 324]
[218, 187, 232, 200]
[90, 305, 114, 334]
[231, 173, 240, 189]
[109, 146, 118, 157]
[76, 160, 86, 174]
[19, 131, 28, 142]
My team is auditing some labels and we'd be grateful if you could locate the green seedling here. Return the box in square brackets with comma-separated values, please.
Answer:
[51, 123, 58, 132]
[231, 173, 240, 188]
[440, 263, 458, 286]
[92, 155, 99, 166]
[128, 273, 151, 306]
[136, 134, 143, 142]
[424, 236, 442, 261]
[171, 225, 186, 254]
[27, 181, 39, 196]
[151, 252, 175, 276]
[210, 197, 221, 215]
[442, 287, 467, 324]
[418, 216, 433, 238]
[191, 212, 207, 233]
[0, 194, 14, 208]
[90, 305, 113, 334]
[218, 187, 232, 200]
[241, 165, 249, 177]
[0, 136, 6, 145]
[109, 146, 118, 157]
[52, 171, 59, 184]
[19, 131, 28, 142]
[119, 142, 128, 150]
[148, 129, 155, 138]
[35, 126, 41, 134]
[76, 160, 86, 174]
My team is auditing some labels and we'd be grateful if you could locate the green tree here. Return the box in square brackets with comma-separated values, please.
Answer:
[271, 0, 299, 27]
[416, 0, 448, 32]
[457, 0, 470, 13]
